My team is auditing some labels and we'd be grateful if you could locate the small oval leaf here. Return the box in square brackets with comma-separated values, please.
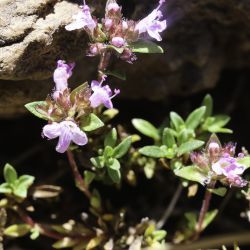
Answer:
[177, 140, 204, 156]
[132, 119, 159, 141]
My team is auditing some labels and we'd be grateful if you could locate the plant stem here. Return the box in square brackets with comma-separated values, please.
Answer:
[156, 182, 183, 229]
[194, 182, 215, 239]
[16, 206, 62, 240]
[98, 50, 111, 80]
[66, 150, 91, 199]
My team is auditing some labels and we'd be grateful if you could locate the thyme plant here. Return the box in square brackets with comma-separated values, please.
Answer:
[0, 1, 249, 250]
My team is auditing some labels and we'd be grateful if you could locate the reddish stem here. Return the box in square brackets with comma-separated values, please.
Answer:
[194, 182, 216, 239]
[98, 51, 111, 80]
[66, 150, 91, 199]
[16, 207, 62, 240]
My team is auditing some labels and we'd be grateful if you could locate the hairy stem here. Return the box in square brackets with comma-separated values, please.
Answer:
[98, 50, 111, 80]
[156, 182, 183, 229]
[66, 150, 91, 199]
[16, 206, 62, 240]
[194, 182, 215, 239]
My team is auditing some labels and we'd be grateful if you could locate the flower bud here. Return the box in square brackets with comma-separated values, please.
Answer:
[120, 48, 137, 63]
[107, 2, 120, 12]
[88, 43, 104, 56]
[208, 142, 220, 156]
[122, 20, 128, 30]
[111, 37, 125, 48]
[105, 18, 113, 30]
[190, 152, 208, 169]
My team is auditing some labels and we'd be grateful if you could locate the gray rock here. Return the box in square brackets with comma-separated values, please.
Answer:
[1, 0, 250, 117]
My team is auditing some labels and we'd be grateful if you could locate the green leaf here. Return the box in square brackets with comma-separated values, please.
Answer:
[84, 171, 96, 186]
[13, 175, 35, 198]
[152, 230, 167, 241]
[202, 209, 218, 230]
[208, 187, 227, 197]
[177, 140, 204, 156]
[202, 94, 213, 118]
[139, 146, 166, 158]
[212, 128, 233, 133]
[90, 157, 105, 168]
[170, 112, 185, 131]
[3, 163, 17, 184]
[144, 160, 156, 179]
[24, 101, 49, 120]
[106, 45, 124, 54]
[185, 106, 206, 130]
[237, 156, 250, 168]
[130, 40, 164, 53]
[30, 226, 40, 240]
[204, 115, 232, 133]
[174, 165, 207, 184]
[132, 119, 160, 141]
[104, 128, 117, 148]
[107, 159, 121, 183]
[113, 136, 132, 159]
[145, 224, 155, 237]
[104, 70, 126, 80]
[102, 109, 119, 120]
[13, 186, 28, 199]
[185, 212, 197, 230]
[103, 146, 114, 160]
[107, 159, 120, 170]
[52, 237, 78, 249]
[4, 224, 31, 237]
[73, 243, 87, 250]
[70, 82, 88, 103]
[80, 114, 104, 132]
[18, 175, 35, 188]
[0, 183, 12, 194]
[86, 237, 103, 250]
[90, 189, 101, 209]
[162, 128, 175, 147]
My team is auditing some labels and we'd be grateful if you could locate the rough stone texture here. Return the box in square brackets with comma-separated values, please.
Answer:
[1, 0, 250, 117]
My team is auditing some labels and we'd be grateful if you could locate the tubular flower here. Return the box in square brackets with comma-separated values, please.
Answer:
[65, 3, 96, 33]
[111, 37, 125, 48]
[212, 154, 247, 187]
[43, 121, 88, 153]
[135, 0, 166, 41]
[89, 77, 120, 109]
[191, 135, 249, 188]
[53, 60, 75, 100]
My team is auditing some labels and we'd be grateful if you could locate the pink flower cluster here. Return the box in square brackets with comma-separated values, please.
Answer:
[191, 138, 248, 188]
[65, 0, 167, 63]
[43, 61, 119, 153]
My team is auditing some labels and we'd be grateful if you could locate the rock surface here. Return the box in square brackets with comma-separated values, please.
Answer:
[1, 0, 250, 117]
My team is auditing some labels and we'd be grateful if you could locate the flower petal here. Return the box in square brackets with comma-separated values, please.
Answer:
[103, 98, 113, 109]
[43, 123, 61, 139]
[211, 162, 224, 175]
[72, 128, 88, 146]
[56, 127, 72, 153]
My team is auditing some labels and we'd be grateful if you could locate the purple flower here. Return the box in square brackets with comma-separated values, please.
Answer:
[89, 77, 120, 109]
[212, 155, 247, 187]
[135, 0, 166, 41]
[65, 3, 96, 33]
[53, 60, 75, 100]
[104, 18, 113, 30]
[111, 37, 125, 47]
[43, 120, 88, 153]
[106, 2, 120, 12]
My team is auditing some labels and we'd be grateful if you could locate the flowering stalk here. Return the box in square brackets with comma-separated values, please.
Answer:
[195, 181, 215, 239]
[15, 206, 63, 240]
[66, 150, 91, 199]
[98, 50, 111, 81]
